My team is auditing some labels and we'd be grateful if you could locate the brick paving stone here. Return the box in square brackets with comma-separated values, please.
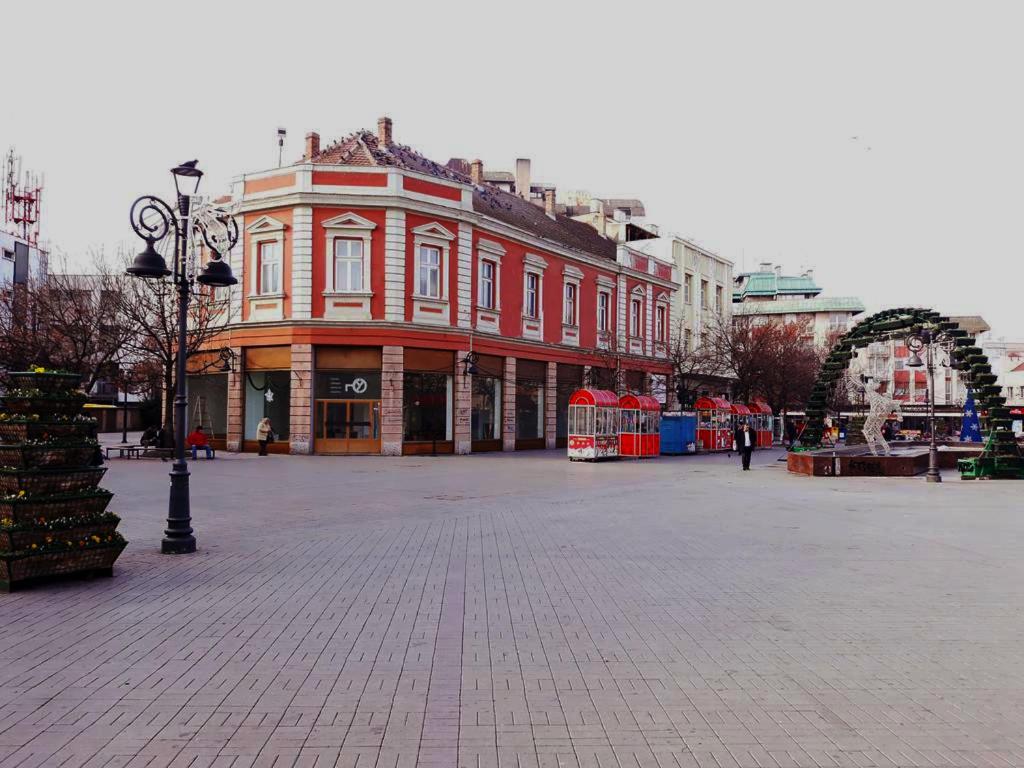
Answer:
[0, 448, 1023, 767]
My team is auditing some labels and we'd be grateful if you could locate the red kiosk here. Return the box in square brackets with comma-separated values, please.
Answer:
[748, 400, 774, 447]
[730, 402, 753, 436]
[618, 394, 661, 458]
[695, 396, 733, 452]
[567, 389, 620, 461]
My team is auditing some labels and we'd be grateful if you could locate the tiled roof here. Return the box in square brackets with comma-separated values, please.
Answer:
[733, 271, 821, 300]
[308, 128, 619, 262]
[598, 198, 646, 217]
[732, 296, 865, 315]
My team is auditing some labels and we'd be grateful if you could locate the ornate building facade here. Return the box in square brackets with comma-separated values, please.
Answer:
[190, 118, 679, 456]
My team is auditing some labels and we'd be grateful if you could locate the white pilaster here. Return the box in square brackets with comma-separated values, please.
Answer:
[645, 281, 655, 356]
[616, 275, 627, 352]
[291, 205, 313, 320]
[457, 222, 473, 329]
[384, 209, 407, 322]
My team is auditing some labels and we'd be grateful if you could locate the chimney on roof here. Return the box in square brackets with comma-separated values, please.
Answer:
[304, 132, 320, 161]
[544, 189, 556, 218]
[470, 159, 483, 186]
[515, 158, 531, 200]
[377, 116, 393, 147]
[758, 261, 772, 273]
[774, 264, 782, 278]
[803, 268, 815, 282]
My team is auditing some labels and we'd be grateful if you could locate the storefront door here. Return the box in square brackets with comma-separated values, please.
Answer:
[314, 399, 381, 454]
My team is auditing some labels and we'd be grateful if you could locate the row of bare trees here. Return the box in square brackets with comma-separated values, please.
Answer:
[668, 315, 840, 416]
[0, 255, 228, 434]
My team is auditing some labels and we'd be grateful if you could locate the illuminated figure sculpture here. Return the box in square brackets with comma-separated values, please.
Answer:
[847, 367, 902, 456]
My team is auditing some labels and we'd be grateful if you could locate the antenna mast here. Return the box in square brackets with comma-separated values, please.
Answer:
[3, 148, 43, 245]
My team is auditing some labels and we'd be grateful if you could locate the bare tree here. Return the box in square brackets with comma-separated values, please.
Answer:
[0, 260, 135, 392]
[114, 259, 232, 436]
[667, 317, 729, 408]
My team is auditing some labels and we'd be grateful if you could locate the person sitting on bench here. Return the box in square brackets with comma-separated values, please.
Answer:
[187, 425, 214, 460]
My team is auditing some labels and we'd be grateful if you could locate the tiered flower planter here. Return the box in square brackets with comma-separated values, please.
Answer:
[0, 371, 126, 591]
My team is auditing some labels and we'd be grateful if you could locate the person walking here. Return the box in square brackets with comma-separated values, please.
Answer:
[735, 420, 755, 471]
[257, 417, 273, 456]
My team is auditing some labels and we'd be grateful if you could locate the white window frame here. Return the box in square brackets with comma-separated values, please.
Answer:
[258, 241, 281, 295]
[562, 264, 583, 327]
[715, 285, 723, 315]
[479, 259, 496, 309]
[322, 212, 375, 295]
[656, 304, 667, 342]
[630, 297, 643, 337]
[411, 222, 455, 325]
[244, 215, 287, 322]
[332, 238, 365, 293]
[598, 290, 610, 332]
[418, 244, 443, 298]
[596, 274, 615, 344]
[684, 273, 692, 305]
[700, 279, 709, 310]
[561, 264, 583, 346]
[522, 253, 547, 341]
[246, 215, 287, 298]
[563, 282, 577, 326]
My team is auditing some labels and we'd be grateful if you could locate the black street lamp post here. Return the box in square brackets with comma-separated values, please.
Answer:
[126, 161, 238, 553]
[905, 327, 955, 483]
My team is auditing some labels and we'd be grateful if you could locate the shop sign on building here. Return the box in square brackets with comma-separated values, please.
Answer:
[315, 372, 382, 399]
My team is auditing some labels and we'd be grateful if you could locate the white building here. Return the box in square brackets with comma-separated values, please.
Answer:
[0, 231, 46, 287]
[629, 235, 733, 353]
[732, 262, 864, 345]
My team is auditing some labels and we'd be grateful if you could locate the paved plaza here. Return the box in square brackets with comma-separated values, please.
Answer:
[1, 448, 1023, 768]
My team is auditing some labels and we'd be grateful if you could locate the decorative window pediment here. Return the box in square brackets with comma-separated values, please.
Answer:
[246, 215, 287, 234]
[524, 253, 548, 271]
[631, 285, 646, 297]
[411, 222, 455, 241]
[477, 237, 506, 259]
[563, 264, 584, 280]
[655, 290, 670, 304]
[322, 212, 377, 231]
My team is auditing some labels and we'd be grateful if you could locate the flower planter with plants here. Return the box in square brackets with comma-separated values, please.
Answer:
[0, 369, 127, 590]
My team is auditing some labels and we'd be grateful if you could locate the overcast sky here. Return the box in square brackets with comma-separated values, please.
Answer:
[4, 1, 1022, 336]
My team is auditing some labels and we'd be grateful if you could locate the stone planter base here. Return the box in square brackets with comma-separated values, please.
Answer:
[0, 542, 126, 592]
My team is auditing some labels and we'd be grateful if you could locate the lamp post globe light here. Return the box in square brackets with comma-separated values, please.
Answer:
[126, 161, 238, 554]
[905, 326, 955, 483]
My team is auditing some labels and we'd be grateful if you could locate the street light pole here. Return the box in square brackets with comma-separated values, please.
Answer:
[906, 327, 951, 483]
[166, 192, 194, 552]
[126, 162, 238, 554]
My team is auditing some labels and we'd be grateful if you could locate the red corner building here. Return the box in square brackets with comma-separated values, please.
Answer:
[190, 117, 679, 456]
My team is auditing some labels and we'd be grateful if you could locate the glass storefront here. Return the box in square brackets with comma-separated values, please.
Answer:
[515, 380, 544, 439]
[403, 372, 452, 443]
[245, 371, 290, 441]
[515, 359, 547, 448]
[186, 373, 228, 441]
[471, 376, 501, 442]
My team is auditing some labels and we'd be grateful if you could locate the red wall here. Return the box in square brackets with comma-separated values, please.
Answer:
[242, 207, 294, 321]
[472, 228, 617, 348]
[310, 207, 387, 319]
[625, 278, 648, 339]
[405, 212, 460, 323]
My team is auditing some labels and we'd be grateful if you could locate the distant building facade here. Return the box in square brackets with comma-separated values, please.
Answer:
[732, 262, 865, 345]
